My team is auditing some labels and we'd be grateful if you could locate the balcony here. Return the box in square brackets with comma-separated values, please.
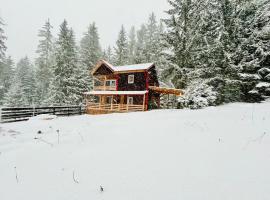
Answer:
[93, 78, 116, 91]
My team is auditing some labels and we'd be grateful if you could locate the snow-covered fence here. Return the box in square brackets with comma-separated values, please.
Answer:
[0, 106, 85, 123]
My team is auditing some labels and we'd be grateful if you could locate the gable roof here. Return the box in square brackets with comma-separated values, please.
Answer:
[92, 60, 155, 75]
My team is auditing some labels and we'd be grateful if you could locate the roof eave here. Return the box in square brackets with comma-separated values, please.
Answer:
[91, 60, 115, 75]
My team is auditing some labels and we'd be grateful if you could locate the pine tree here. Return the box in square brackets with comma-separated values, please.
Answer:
[79, 22, 101, 91]
[163, 0, 207, 88]
[189, 0, 242, 104]
[156, 20, 171, 86]
[134, 24, 147, 64]
[0, 17, 7, 62]
[114, 25, 129, 65]
[35, 19, 55, 105]
[49, 21, 78, 105]
[102, 46, 113, 63]
[127, 26, 136, 64]
[145, 13, 159, 62]
[235, 0, 270, 102]
[4, 57, 37, 106]
[49, 20, 89, 105]
[80, 22, 102, 70]
[0, 56, 14, 105]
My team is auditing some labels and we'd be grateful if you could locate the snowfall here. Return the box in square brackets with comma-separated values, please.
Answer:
[1, 102, 270, 200]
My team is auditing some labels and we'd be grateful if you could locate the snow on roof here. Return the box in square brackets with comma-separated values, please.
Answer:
[111, 63, 154, 72]
[92, 60, 155, 74]
[84, 90, 148, 95]
[256, 82, 270, 88]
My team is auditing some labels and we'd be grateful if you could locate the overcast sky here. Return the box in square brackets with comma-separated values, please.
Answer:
[0, 0, 169, 62]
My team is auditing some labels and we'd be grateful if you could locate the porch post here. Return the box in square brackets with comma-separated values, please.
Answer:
[111, 95, 113, 110]
[104, 76, 107, 91]
[167, 94, 170, 109]
[99, 95, 101, 109]
[118, 95, 120, 111]
[143, 94, 145, 111]
[126, 95, 129, 111]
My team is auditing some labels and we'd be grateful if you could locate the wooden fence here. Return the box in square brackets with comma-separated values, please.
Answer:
[0, 106, 85, 123]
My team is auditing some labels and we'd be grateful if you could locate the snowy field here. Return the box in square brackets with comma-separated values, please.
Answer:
[0, 102, 270, 200]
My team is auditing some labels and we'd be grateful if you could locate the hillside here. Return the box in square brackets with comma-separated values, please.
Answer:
[1, 102, 270, 200]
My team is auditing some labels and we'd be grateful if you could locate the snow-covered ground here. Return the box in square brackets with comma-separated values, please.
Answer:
[0, 102, 270, 200]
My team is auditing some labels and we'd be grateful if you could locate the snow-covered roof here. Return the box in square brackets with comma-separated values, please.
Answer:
[92, 60, 155, 74]
[111, 63, 154, 72]
[84, 90, 148, 95]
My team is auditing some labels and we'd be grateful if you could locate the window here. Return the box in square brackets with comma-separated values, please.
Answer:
[127, 97, 133, 105]
[105, 80, 116, 87]
[128, 75, 134, 84]
[111, 80, 116, 86]
[105, 80, 110, 86]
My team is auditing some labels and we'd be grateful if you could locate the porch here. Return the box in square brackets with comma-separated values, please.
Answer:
[84, 91, 148, 114]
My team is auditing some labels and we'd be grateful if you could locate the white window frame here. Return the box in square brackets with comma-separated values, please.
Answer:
[127, 96, 133, 105]
[128, 75, 134, 84]
[105, 80, 116, 87]
[111, 80, 116, 86]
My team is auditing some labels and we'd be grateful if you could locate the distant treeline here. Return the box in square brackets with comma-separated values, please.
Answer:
[0, 0, 269, 109]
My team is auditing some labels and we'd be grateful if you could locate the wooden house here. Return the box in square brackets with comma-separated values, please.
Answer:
[84, 60, 183, 114]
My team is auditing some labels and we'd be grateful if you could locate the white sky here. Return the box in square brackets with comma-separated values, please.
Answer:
[0, 0, 169, 62]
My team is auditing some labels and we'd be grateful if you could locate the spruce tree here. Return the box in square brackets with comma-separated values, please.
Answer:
[49, 20, 90, 105]
[163, 0, 207, 88]
[145, 13, 159, 62]
[103, 46, 113, 63]
[134, 24, 147, 64]
[0, 17, 7, 62]
[80, 22, 102, 70]
[236, 0, 270, 102]
[0, 56, 14, 105]
[49, 20, 79, 105]
[114, 25, 129, 65]
[35, 19, 55, 105]
[127, 26, 136, 64]
[4, 57, 37, 106]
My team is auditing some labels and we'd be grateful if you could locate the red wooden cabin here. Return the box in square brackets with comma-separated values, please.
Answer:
[84, 60, 183, 114]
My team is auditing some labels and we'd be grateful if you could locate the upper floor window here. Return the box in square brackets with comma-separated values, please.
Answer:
[105, 80, 116, 87]
[128, 75, 134, 84]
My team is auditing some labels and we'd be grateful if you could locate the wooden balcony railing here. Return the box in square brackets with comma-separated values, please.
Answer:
[87, 103, 144, 112]
[93, 86, 116, 91]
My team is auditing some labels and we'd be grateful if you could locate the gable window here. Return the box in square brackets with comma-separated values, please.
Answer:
[127, 97, 133, 105]
[128, 75, 134, 84]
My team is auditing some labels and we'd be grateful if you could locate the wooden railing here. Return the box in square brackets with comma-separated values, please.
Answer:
[0, 106, 85, 123]
[93, 86, 116, 91]
[87, 103, 144, 112]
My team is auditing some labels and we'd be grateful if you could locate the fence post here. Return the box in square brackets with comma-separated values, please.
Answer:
[79, 106, 82, 115]
[0, 106, 2, 123]
[32, 105, 35, 116]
